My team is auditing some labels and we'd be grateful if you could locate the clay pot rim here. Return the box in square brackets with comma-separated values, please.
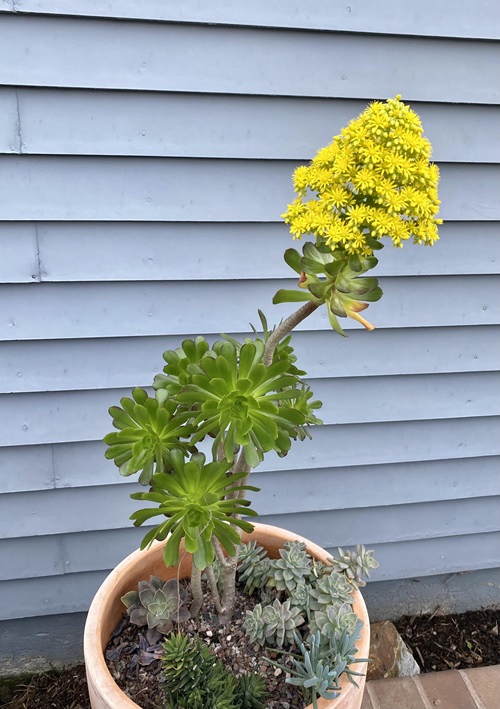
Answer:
[84, 522, 369, 709]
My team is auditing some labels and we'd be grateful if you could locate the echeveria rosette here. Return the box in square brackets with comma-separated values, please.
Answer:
[176, 341, 307, 468]
[121, 576, 190, 634]
[103, 387, 194, 485]
[129, 449, 259, 570]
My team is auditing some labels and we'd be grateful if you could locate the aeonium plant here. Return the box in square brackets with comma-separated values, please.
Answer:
[104, 96, 441, 704]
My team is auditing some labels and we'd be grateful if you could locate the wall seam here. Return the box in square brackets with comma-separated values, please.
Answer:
[14, 88, 23, 153]
[34, 223, 43, 282]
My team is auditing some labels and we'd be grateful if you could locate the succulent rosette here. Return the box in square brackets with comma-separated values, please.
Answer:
[121, 576, 190, 634]
[153, 336, 220, 397]
[103, 387, 194, 485]
[130, 449, 259, 570]
[176, 341, 307, 467]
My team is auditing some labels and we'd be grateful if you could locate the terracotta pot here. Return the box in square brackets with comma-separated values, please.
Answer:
[84, 523, 370, 709]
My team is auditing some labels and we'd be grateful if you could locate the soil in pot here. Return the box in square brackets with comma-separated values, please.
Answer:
[104, 580, 305, 709]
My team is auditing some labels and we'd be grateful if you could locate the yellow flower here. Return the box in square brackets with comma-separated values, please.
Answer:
[284, 96, 441, 254]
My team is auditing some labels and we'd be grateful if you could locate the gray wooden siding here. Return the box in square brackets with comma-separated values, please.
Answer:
[0, 3, 499, 629]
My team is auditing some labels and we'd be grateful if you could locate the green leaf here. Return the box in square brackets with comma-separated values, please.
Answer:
[272, 289, 316, 304]
[284, 248, 302, 274]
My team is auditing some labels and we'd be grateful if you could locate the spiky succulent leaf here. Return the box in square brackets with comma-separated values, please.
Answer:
[162, 633, 239, 709]
[236, 673, 268, 709]
[130, 450, 259, 570]
[153, 336, 217, 396]
[103, 388, 194, 485]
[264, 627, 366, 709]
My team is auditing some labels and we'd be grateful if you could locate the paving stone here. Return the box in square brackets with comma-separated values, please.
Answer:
[460, 666, 500, 709]
[418, 670, 478, 709]
[360, 687, 375, 709]
[368, 676, 427, 709]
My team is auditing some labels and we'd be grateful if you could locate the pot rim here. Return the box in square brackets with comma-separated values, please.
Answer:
[84, 522, 370, 709]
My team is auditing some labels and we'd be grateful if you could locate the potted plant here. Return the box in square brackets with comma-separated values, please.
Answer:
[84, 96, 441, 709]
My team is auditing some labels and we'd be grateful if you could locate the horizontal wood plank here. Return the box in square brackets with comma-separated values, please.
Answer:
[1, 457, 499, 569]
[1, 371, 498, 446]
[0, 223, 39, 283]
[369, 533, 500, 581]
[1, 415, 499, 491]
[2, 221, 499, 284]
[0, 16, 499, 103]
[3, 535, 499, 620]
[1, 0, 499, 40]
[1, 326, 498, 394]
[1, 276, 498, 342]
[0, 158, 497, 222]
[0, 86, 18, 153]
[15, 222, 498, 282]
[0, 156, 494, 222]
[0, 90, 497, 162]
[1, 480, 498, 543]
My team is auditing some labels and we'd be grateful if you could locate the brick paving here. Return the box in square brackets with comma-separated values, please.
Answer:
[361, 665, 500, 709]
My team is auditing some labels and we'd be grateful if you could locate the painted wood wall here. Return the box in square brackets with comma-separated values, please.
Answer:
[0, 1, 499, 630]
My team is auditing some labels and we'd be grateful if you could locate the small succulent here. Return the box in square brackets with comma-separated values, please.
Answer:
[289, 582, 311, 614]
[267, 540, 312, 595]
[264, 627, 366, 709]
[265, 631, 342, 709]
[308, 570, 354, 611]
[261, 598, 305, 647]
[236, 673, 269, 709]
[243, 603, 266, 646]
[162, 632, 215, 697]
[238, 542, 272, 594]
[310, 601, 359, 639]
[162, 633, 239, 709]
[328, 545, 379, 589]
[121, 576, 190, 634]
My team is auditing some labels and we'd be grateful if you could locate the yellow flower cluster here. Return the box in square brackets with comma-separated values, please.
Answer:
[282, 96, 442, 255]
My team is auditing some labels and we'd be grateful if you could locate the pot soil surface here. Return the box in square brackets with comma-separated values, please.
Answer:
[3, 608, 499, 709]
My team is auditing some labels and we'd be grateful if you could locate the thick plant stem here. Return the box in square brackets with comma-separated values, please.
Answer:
[205, 566, 223, 614]
[229, 450, 250, 501]
[219, 552, 240, 625]
[190, 564, 203, 617]
[212, 535, 227, 567]
[263, 300, 319, 366]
